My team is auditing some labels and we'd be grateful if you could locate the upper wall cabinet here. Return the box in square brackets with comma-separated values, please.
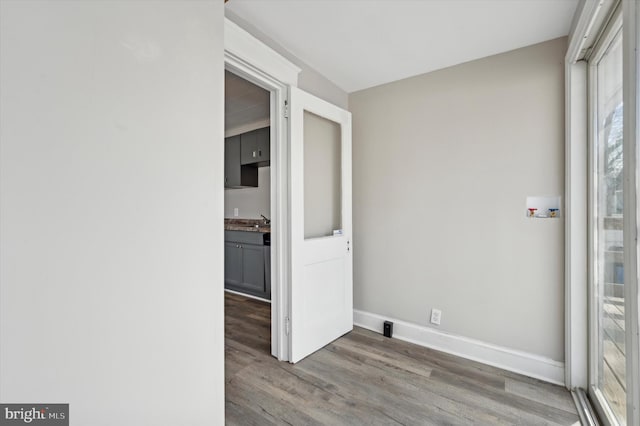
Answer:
[225, 135, 258, 188]
[225, 127, 270, 188]
[240, 127, 270, 167]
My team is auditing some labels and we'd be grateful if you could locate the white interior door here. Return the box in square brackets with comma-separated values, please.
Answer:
[289, 87, 353, 363]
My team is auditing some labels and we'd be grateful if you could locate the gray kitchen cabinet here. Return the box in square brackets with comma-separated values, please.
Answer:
[239, 244, 265, 294]
[224, 230, 270, 299]
[240, 127, 270, 167]
[225, 135, 258, 188]
[224, 242, 243, 287]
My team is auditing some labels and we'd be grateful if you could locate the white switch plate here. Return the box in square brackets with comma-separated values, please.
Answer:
[430, 309, 442, 325]
[233, 208, 239, 217]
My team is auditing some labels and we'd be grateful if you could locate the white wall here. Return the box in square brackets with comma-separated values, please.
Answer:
[0, 1, 225, 424]
[224, 167, 271, 219]
[349, 38, 567, 362]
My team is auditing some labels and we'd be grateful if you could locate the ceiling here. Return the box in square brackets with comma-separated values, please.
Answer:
[225, 70, 270, 131]
[226, 0, 579, 93]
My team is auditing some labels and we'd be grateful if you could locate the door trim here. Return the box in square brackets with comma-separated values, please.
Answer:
[224, 19, 300, 86]
[224, 18, 301, 362]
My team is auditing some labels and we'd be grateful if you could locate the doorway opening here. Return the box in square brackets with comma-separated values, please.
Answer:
[224, 68, 276, 359]
[223, 55, 291, 361]
[223, 19, 353, 365]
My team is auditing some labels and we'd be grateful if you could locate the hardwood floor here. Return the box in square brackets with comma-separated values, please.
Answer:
[225, 292, 580, 425]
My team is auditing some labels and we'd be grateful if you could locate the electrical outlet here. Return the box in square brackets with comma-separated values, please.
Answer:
[233, 208, 239, 217]
[430, 309, 442, 325]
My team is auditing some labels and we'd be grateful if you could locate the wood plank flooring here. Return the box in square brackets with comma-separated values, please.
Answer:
[225, 292, 580, 425]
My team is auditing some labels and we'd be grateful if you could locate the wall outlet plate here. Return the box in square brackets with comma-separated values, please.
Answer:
[233, 208, 239, 217]
[430, 309, 442, 325]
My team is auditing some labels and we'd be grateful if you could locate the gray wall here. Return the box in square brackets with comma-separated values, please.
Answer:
[225, 10, 349, 109]
[0, 1, 225, 424]
[349, 38, 566, 361]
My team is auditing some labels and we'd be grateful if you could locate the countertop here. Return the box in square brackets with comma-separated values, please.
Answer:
[224, 218, 270, 233]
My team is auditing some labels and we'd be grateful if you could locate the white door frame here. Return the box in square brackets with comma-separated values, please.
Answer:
[224, 18, 301, 361]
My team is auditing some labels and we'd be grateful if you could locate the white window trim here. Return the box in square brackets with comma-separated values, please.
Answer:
[622, 0, 640, 423]
[565, 0, 612, 391]
[566, 1, 640, 424]
[565, 58, 588, 390]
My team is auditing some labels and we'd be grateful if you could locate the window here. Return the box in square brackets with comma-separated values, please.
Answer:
[589, 8, 627, 424]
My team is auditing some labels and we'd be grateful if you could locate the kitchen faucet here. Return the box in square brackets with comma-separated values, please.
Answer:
[260, 214, 271, 225]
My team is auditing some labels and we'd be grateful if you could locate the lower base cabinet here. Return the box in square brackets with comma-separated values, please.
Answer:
[224, 231, 270, 300]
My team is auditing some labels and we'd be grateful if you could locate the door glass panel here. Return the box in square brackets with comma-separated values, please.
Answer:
[303, 111, 342, 239]
[594, 28, 625, 425]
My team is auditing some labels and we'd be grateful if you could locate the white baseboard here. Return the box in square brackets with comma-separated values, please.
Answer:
[353, 309, 565, 386]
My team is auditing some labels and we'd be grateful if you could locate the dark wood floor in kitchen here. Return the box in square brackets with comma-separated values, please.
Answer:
[225, 292, 579, 425]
